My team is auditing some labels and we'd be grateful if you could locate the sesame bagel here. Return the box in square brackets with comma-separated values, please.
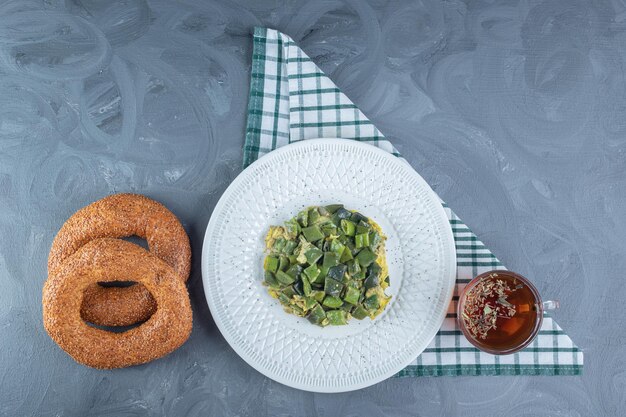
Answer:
[43, 238, 192, 369]
[48, 193, 190, 326]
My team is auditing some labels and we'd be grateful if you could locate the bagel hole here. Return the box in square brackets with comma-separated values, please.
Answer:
[85, 320, 147, 333]
[98, 280, 136, 288]
[121, 235, 150, 250]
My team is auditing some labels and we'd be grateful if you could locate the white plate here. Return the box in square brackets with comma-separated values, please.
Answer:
[201, 139, 456, 392]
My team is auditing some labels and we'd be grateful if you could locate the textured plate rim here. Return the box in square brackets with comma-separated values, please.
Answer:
[201, 138, 456, 393]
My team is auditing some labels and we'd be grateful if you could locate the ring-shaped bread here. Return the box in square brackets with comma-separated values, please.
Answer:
[43, 238, 192, 369]
[48, 193, 191, 326]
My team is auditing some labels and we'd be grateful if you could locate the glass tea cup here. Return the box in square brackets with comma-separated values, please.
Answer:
[457, 270, 559, 355]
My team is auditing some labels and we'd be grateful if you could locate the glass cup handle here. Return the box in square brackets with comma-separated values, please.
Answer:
[542, 300, 560, 310]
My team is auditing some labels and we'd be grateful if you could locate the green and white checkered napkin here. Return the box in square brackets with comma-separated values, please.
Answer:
[243, 27, 583, 376]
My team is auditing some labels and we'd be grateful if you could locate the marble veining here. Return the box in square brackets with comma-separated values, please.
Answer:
[0, 0, 624, 415]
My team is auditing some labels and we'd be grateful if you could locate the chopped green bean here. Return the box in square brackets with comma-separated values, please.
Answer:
[330, 239, 345, 258]
[346, 279, 359, 289]
[320, 252, 339, 278]
[369, 231, 382, 251]
[264, 205, 390, 327]
[344, 239, 358, 256]
[264, 256, 279, 273]
[308, 208, 321, 225]
[324, 276, 344, 297]
[302, 276, 312, 296]
[364, 294, 380, 311]
[281, 286, 296, 298]
[308, 303, 326, 325]
[364, 262, 382, 288]
[324, 204, 344, 214]
[347, 259, 361, 276]
[337, 234, 350, 245]
[356, 247, 376, 267]
[364, 273, 379, 289]
[278, 255, 289, 271]
[285, 264, 302, 279]
[296, 209, 308, 227]
[326, 264, 347, 282]
[276, 270, 295, 285]
[293, 279, 304, 296]
[368, 262, 382, 277]
[322, 295, 343, 308]
[304, 263, 321, 283]
[320, 221, 337, 236]
[343, 286, 360, 305]
[310, 290, 326, 302]
[278, 292, 291, 305]
[350, 212, 368, 223]
[340, 219, 356, 236]
[302, 225, 325, 242]
[304, 246, 323, 264]
[284, 218, 300, 239]
[283, 240, 298, 255]
[351, 305, 369, 320]
[285, 264, 303, 278]
[356, 220, 371, 234]
[335, 208, 352, 220]
[264, 271, 279, 288]
[339, 303, 353, 313]
[304, 296, 317, 310]
[339, 246, 353, 263]
[355, 233, 370, 249]
[272, 238, 286, 253]
[326, 310, 348, 325]
[353, 265, 367, 280]
[322, 252, 340, 269]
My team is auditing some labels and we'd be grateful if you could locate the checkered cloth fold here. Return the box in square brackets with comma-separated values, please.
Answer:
[243, 27, 582, 376]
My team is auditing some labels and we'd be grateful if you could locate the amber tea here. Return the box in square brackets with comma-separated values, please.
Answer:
[457, 270, 551, 355]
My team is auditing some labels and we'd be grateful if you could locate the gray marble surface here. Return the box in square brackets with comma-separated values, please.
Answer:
[0, 0, 624, 415]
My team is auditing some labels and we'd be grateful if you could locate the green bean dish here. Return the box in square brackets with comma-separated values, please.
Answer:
[263, 205, 391, 326]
